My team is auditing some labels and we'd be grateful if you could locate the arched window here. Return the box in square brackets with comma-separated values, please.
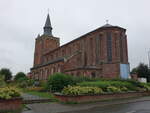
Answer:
[107, 32, 112, 62]
[90, 38, 93, 65]
[114, 33, 118, 57]
[100, 34, 103, 57]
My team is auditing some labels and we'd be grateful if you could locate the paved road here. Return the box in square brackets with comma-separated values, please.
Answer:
[23, 96, 150, 113]
[63, 101, 150, 113]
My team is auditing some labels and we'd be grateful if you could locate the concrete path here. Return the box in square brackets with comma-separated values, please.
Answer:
[22, 93, 48, 100]
[22, 96, 150, 113]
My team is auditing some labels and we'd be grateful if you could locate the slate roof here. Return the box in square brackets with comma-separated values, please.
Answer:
[43, 14, 53, 36]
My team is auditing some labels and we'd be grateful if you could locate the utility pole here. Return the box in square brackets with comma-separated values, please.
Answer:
[148, 50, 150, 68]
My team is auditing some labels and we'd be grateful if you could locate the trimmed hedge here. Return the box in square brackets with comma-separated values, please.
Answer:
[62, 86, 103, 96]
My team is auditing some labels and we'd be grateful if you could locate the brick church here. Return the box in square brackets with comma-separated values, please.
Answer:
[29, 14, 130, 80]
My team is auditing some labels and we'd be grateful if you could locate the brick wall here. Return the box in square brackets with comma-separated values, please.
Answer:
[31, 26, 129, 80]
[0, 98, 22, 111]
[54, 91, 150, 103]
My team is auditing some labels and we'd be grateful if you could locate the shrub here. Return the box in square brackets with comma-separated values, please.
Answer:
[27, 79, 35, 87]
[140, 83, 150, 91]
[107, 86, 121, 93]
[18, 80, 28, 88]
[124, 79, 142, 88]
[62, 85, 103, 96]
[39, 81, 47, 91]
[47, 73, 76, 92]
[78, 81, 137, 91]
[0, 87, 21, 99]
[120, 87, 128, 92]
[17, 78, 35, 88]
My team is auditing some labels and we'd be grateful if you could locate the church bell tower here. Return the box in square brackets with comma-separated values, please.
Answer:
[33, 14, 60, 67]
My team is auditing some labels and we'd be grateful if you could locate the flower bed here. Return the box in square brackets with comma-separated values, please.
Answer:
[54, 85, 150, 103]
[54, 91, 150, 103]
[0, 87, 22, 112]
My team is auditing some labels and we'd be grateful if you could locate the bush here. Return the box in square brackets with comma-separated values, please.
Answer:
[39, 81, 47, 91]
[78, 81, 137, 91]
[140, 83, 150, 91]
[0, 87, 21, 99]
[120, 87, 128, 92]
[47, 73, 76, 92]
[27, 79, 35, 87]
[62, 85, 103, 96]
[17, 78, 35, 88]
[107, 86, 121, 93]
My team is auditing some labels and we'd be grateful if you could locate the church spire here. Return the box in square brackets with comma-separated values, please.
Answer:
[43, 13, 53, 36]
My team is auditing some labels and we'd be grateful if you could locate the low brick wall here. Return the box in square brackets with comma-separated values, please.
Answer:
[54, 91, 150, 103]
[0, 98, 22, 111]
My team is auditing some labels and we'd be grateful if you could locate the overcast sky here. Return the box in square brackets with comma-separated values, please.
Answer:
[0, 0, 150, 75]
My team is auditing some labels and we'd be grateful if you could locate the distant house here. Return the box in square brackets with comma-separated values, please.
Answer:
[131, 74, 147, 83]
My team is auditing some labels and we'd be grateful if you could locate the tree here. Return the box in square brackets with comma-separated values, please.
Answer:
[14, 72, 26, 81]
[131, 68, 138, 74]
[0, 68, 12, 82]
[136, 63, 149, 78]
[131, 63, 150, 82]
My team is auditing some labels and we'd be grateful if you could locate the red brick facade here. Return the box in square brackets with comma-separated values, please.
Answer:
[30, 15, 129, 80]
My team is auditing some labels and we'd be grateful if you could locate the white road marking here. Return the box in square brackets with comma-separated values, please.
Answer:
[126, 110, 136, 113]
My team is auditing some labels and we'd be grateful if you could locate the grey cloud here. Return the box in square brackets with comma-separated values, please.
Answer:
[0, 0, 150, 74]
